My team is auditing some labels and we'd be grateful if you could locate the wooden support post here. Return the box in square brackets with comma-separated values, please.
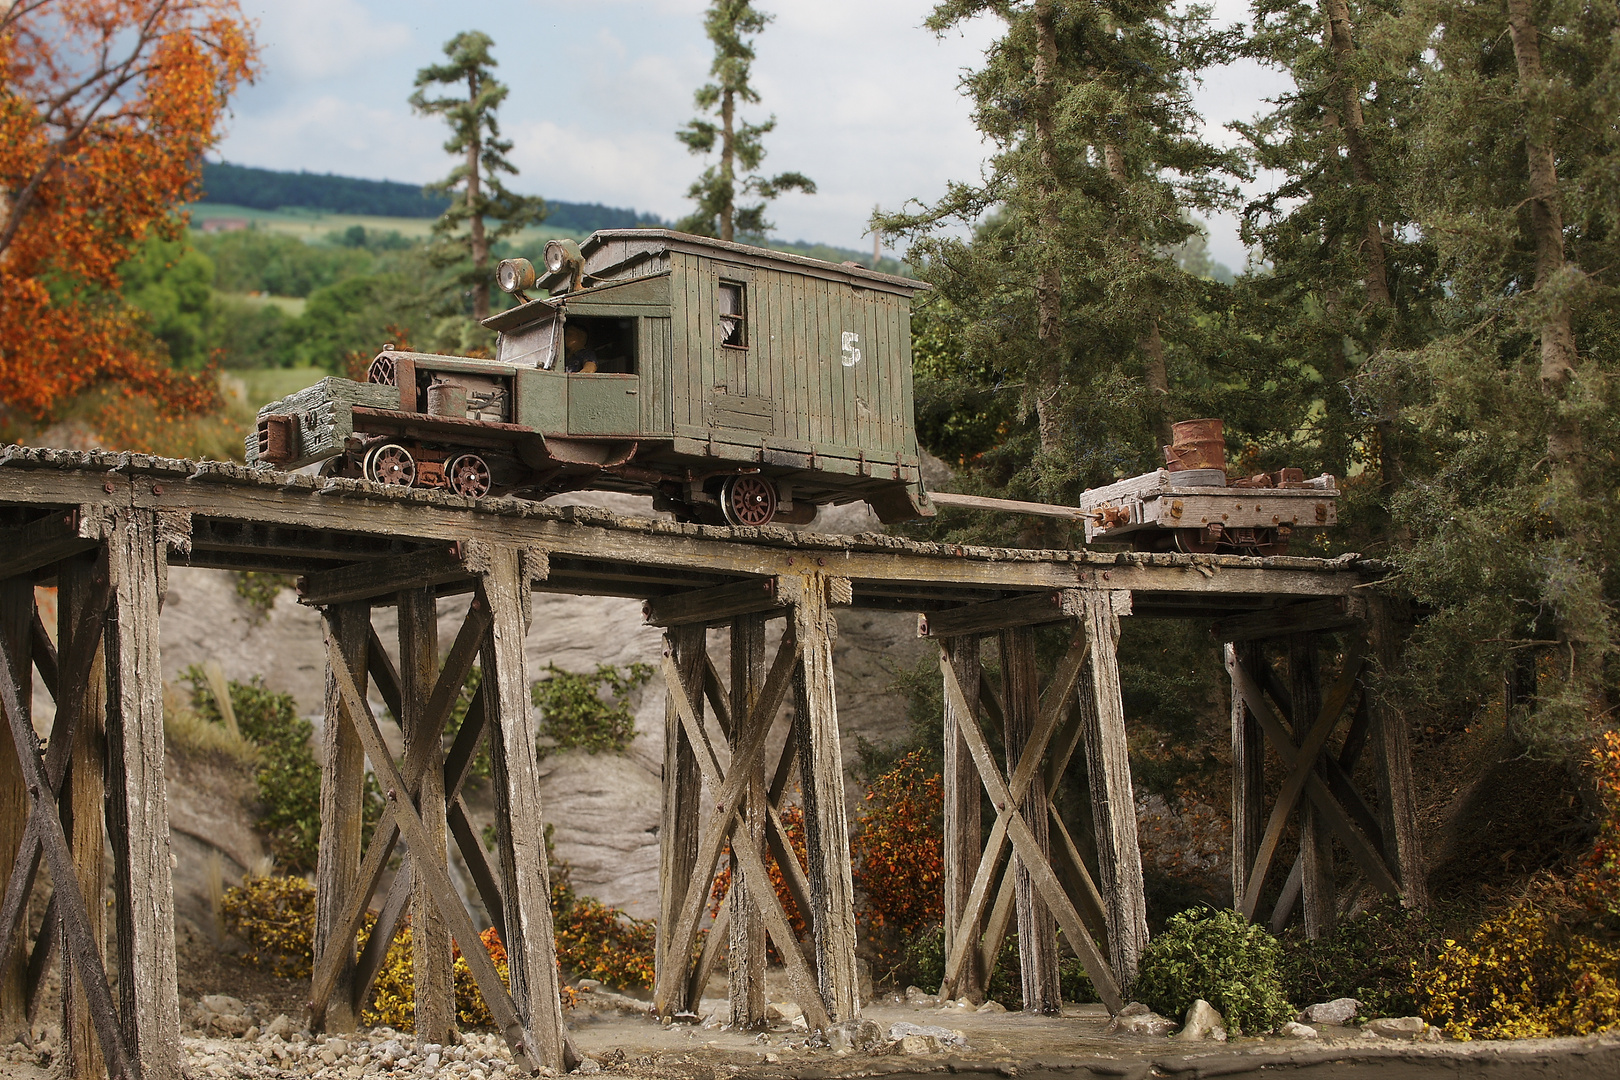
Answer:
[313, 602, 371, 1033]
[399, 586, 455, 1044]
[1230, 641, 1264, 912]
[1367, 597, 1427, 908]
[0, 576, 30, 1043]
[941, 635, 984, 1003]
[59, 557, 108, 1080]
[1289, 634, 1335, 937]
[656, 625, 705, 1015]
[479, 545, 570, 1070]
[789, 574, 860, 1021]
[999, 626, 1060, 1014]
[1076, 591, 1149, 995]
[728, 612, 769, 1028]
[104, 509, 181, 1080]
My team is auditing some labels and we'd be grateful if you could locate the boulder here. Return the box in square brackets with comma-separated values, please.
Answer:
[1361, 1016, 1427, 1040]
[887, 1022, 968, 1048]
[904, 985, 938, 1006]
[1280, 1021, 1319, 1039]
[1104, 1002, 1178, 1037]
[899, 1035, 934, 1055]
[1301, 997, 1360, 1026]
[977, 999, 1007, 1014]
[1175, 999, 1227, 1042]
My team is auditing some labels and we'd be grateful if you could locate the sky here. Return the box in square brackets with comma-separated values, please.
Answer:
[217, 0, 1290, 271]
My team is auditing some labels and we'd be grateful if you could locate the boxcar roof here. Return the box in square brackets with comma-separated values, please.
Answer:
[536, 229, 928, 298]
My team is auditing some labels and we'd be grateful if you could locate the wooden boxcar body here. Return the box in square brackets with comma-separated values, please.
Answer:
[247, 230, 934, 525]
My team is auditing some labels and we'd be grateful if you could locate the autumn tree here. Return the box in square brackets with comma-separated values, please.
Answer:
[410, 31, 545, 322]
[0, 0, 255, 434]
[676, 0, 814, 243]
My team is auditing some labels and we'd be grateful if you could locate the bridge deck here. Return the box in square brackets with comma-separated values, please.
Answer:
[0, 448, 1379, 619]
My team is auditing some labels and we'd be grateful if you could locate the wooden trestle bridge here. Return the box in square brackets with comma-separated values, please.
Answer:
[0, 448, 1424, 1079]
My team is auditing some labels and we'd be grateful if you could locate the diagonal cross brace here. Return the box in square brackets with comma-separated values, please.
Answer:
[325, 631, 541, 1073]
[938, 639, 1124, 1014]
[1225, 645, 1400, 899]
[307, 600, 491, 1021]
[0, 620, 135, 1080]
[1239, 639, 1367, 919]
[653, 636, 831, 1029]
[938, 628, 1091, 999]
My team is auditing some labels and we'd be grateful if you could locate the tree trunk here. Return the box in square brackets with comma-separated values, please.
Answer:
[1103, 143, 1174, 450]
[720, 88, 736, 243]
[467, 73, 490, 321]
[1322, 0, 1390, 308]
[1031, 0, 1066, 460]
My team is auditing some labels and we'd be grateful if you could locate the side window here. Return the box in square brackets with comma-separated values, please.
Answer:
[562, 315, 637, 374]
[718, 281, 747, 348]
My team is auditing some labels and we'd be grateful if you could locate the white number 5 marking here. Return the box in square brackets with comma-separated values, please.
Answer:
[841, 331, 862, 368]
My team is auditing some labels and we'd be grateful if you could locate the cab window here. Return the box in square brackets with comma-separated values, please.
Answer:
[562, 316, 637, 374]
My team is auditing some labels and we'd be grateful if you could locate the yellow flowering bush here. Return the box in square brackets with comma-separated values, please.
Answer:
[1413, 904, 1620, 1039]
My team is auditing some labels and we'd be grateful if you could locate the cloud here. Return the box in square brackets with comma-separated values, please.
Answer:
[240, 0, 412, 83]
[216, 96, 444, 184]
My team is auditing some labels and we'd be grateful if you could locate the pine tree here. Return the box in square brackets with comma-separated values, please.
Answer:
[1379, 0, 1620, 744]
[878, 0, 1243, 507]
[676, 0, 814, 243]
[411, 31, 545, 322]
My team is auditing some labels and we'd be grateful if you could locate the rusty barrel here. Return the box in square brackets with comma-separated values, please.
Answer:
[1163, 418, 1226, 472]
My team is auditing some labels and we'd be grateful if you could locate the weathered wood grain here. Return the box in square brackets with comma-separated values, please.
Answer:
[1000, 626, 1060, 1014]
[790, 574, 860, 1022]
[1291, 635, 1336, 938]
[400, 587, 455, 1044]
[1077, 591, 1149, 995]
[299, 544, 469, 606]
[1238, 639, 1365, 922]
[656, 626, 705, 1016]
[0, 508, 97, 582]
[105, 509, 181, 1080]
[1224, 646, 1401, 898]
[941, 636, 984, 1003]
[643, 577, 782, 628]
[479, 546, 569, 1070]
[1230, 642, 1265, 912]
[938, 654, 1123, 1014]
[920, 590, 1082, 638]
[1367, 597, 1427, 909]
[313, 603, 371, 1033]
[0, 576, 30, 1044]
[728, 612, 769, 1028]
[58, 558, 108, 1080]
[1210, 597, 1366, 643]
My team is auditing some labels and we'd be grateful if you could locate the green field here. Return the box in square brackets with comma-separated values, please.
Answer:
[187, 202, 582, 245]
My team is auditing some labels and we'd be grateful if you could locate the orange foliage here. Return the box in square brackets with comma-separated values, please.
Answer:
[1576, 730, 1620, 925]
[850, 751, 944, 935]
[0, 1, 255, 426]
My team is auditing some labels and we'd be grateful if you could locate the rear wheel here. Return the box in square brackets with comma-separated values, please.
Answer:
[721, 474, 779, 527]
[365, 443, 416, 487]
[447, 453, 492, 498]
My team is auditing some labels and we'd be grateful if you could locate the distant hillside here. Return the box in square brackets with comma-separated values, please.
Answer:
[198, 162, 666, 234]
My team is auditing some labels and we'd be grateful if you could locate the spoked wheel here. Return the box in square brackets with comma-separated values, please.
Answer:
[367, 354, 398, 386]
[364, 443, 416, 487]
[447, 453, 492, 498]
[721, 474, 779, 527]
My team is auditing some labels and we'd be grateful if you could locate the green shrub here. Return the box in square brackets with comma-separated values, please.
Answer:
[530, 662, 652, 757]
[187, 667, 383, 872]
[1278, 899, 1450, 1019]
[232, 571, 293, 624]
[1135, 908, 1294, 1034]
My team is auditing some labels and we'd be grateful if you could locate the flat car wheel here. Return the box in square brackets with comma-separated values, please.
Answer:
[1173, 528, 1219, 555]
[365, 443, 416, 487]
[447, 453, 492, 498]
[721, 475, 778, 527]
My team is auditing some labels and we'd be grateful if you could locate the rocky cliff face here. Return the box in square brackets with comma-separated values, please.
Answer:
[149, 493, 931, 922]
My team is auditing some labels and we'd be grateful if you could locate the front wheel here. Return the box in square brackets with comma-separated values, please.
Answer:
[364, 443, 416, 487]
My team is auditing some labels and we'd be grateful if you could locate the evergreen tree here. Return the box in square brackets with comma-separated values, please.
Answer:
[878, 0, 1243, 510]
[411, 31, 545, 322]
[1379, 0, 1620, 745]
[676, 0, 815, 243]
[1234, 0, 1438, 537]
